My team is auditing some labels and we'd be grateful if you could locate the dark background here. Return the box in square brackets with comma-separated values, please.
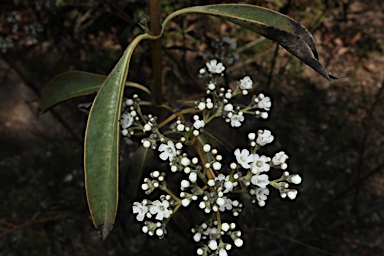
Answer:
[1, 0, 383, 255]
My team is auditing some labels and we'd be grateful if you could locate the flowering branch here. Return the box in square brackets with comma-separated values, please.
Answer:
[124, 59, 302, 255]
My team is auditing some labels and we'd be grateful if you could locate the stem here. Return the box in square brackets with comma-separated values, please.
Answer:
[216, 211, 222, 232]
[158, 107, 200, 128]
[150, 0, 163, 111]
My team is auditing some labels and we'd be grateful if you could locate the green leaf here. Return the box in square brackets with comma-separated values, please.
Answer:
[121, 146, 155, 199]
[40, 71, 105, 113]
[84, 53, 128, 241]
[84, 33, 157, 240]
[40, 71, 152, 113]
[163, 4, 336, 80]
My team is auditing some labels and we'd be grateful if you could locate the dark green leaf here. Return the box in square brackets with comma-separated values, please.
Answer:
[84, 51, 130, 240]
[84, 33, 155, 240]
[164, 4, 336, 80]
[40, 71, 105, 113]
[40, 71, 152, 113]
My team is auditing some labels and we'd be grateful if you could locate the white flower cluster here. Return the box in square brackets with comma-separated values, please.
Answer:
[192, 221, 243, 256]
[126, 60, 301, 255]
[120, 95, 161, 145]
[197, 60, 272, 130]
[132, 132, 300, 254]
[233, 130, 300, 206]
[132, 196, 171, 238]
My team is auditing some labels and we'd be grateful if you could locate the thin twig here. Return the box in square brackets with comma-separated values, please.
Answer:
[0, 216, 67, 237]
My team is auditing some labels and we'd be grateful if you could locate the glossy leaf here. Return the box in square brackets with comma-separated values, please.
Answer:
[40, 71, 105, 113]
[84, 33, 156, 240]
[163, 4, 335, 80]
[40, 71, 151, 113]
[84, 54, 127, 241]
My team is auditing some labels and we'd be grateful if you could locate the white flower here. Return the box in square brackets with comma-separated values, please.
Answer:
[176, 124, 185, 131]
[142, 140, 151, 148]
[255, 187, 269, 201]
[258, 200, 266, 207]
[287, 190, 298, 200]
[206, 59, 225, 74]
[230, 114, 244, 127]
[216, 197, 225, 206]
[149, 200, 171, 220]
[189, 172, 197, 183]
[203, 226, 217, 236]
[208, 82, 216, 90]
[248, 132, 256, 140]
[121, 113, 134, 129]
[223, 180, 234, 193]
[208, 239, 218, 250]
[125, 99, 134, 106]
[256, 130, 274, 146]
[289, 174, 302, 184]
[156, 229, 164, 237]
[272, 151, 289, 165]
[234, 238, 243, 247]
[193, 232, 202, 242]
[193, 119, 205, 129]
[250, 154, 270, 174]
[158, 141, 177, 161]
[197, 102, 206, 110]
[239, 76, 253, 90]
[132, 202, 148, 221]
[224, 103, 233, 112]
[212, 161, 221, 170]
[234, 149, 253, 169]
[143, 123, 152, 132]
[180, 179, 190, 189]
[203, 144, 211, 152]
[251, 174, 269, 188]
[215, 174, 226, 182]
[260, 112, 269, 119]
[215, 174, 234, 193]
[219, 248, 228, 256]
[221, 223, 230, 232]
[258, 96, 271, 111]
[181, 157, 191, 166]
[218, 196, 233, 211]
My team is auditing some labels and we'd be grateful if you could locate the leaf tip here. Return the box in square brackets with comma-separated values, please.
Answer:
[328, 72, 338, 80]
[98, 223, 113, 241]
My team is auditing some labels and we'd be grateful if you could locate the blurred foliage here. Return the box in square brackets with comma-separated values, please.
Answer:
[0, 0, 383, 255]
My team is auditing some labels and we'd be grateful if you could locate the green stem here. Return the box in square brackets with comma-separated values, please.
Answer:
[150, 0, 163, 112]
